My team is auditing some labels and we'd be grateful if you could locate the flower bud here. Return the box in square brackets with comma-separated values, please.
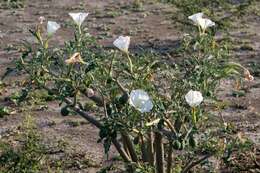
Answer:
[38, 16, 45, 25]
[86, 88, 95, 98]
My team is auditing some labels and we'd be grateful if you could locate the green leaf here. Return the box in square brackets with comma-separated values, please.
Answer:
[0, 106, 11, 118]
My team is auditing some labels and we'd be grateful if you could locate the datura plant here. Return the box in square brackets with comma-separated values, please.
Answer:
[8, 11, 253, 173]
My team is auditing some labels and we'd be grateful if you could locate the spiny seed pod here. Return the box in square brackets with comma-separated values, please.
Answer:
[133, 136, 140, 145]
[189, 136, 197, 148]
[173, 140, 183, 150]
[119, 92, 129, 103]
[61, 106, 70, 116]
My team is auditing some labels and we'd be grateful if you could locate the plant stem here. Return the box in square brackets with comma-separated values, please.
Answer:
[68, 99, 132, 163]
[81, 89, 103, 106]
[112, 139, 132, 163]
[126, 53, 133, 74]
[140, 133, 148, 162]
[166, 142, 173, 173]
[181, 154, 213, 173]
[192, 107, 197, 124]
[155, 131, 165, 173]
[109, 52, 116, 77]
[147, 129, 155, 166]
[122, 135, 131, 158]
[43, 86, 132, 163]
[121, 131, 139, 162]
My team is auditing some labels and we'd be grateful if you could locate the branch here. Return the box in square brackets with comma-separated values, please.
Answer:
[43, 86, 131, 163]
[155, 131, 165, 173]
[140, 134, 148, 162]
[147, 129, 155, 166]
[121, 131, 139, 162]
[65, 98, 133, 163]
[160, 128, 177, 140]
[112, 139, 132, 163]
[181, 153, 214, 173]
[166, 142, 173, 173]
[81, 88, 104, 106]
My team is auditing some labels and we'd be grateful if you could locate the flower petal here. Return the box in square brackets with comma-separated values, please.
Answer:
[185, 90, 203, 107]
[129, 89, 153, 113]
[188, 12, 204, 24]
[113, 36, 130, 53]
[69, 12, 89, 26]
[47, 21, 60, 36]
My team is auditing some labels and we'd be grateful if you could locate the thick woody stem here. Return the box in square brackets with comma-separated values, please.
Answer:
[112, 139, 132, 163]
[140, 134, 148, 162]
[68, 100, 132, 163]
[155, 131, 165, 173]
[166, 142, 173, 173]
[64, 98, 102, 128]
[121, 131, 139, 162]
[122, 136, 131, 158]
[81, 89, 104, 106]
[147, 129, 155, 166]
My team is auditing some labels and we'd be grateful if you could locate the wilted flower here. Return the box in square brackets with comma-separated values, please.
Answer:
[38, 16, 45, 25]
[47, 21, 60, 36]
[129, 89, 153, 113]
[188, 12, 215, 32]
[65, 52, 86, 65]
[185, 90, 203, 107]
[113, 36, 130, 53]
[69, 12, 89, 26]
[145, 118, 160, 126]
[244, 69, 254, 81]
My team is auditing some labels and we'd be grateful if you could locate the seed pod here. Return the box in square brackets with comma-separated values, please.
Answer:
[133, 136, 140, 145]
[61, 106, 70, 116]
[173, 140, 182, 150]
[189, 136, 197, 148]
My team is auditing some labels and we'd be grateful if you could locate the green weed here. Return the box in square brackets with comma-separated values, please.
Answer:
[0, 115, 45, 173]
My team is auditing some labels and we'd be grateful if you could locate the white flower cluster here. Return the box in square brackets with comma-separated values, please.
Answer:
[46, 12, 89, 36]
[42, 12, 208, 114]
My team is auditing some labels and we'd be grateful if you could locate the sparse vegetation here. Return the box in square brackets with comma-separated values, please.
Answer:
[0, 116, 45, 173]
[0, 0, 25, 9]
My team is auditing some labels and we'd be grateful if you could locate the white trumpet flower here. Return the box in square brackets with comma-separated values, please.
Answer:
[185, 90, 203, 107]
[188, 12, 215, 32]
[129, 89, 153, 113]
[188, 12, 204, 24]
[47, 21, 60, 36]
[197, 18, 215, 31]
[69, 12, 89, 26]
[113, 36, 130, 53]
